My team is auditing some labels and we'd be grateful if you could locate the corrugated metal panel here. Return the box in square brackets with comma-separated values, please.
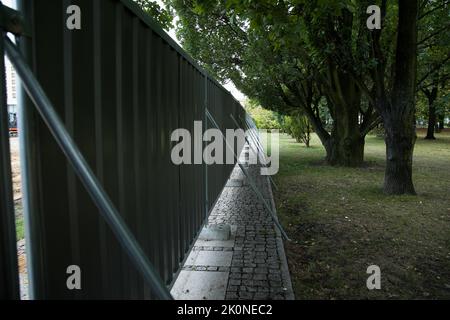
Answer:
[16, 0, 247, 299]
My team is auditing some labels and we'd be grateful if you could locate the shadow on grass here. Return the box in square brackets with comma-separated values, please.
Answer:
[275, 133, 450, 299]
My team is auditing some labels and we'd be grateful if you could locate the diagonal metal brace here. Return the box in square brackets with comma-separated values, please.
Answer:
[4, 36, 172, 300]
[243, 115, 267, 155]
[232, 113, 278, 190]
[0, 2, 31, 37]
[230, 113, 278, 191]
[241, 114, 270, 166]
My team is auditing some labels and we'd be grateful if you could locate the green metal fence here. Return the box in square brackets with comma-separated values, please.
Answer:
[0, 0, 246, 299]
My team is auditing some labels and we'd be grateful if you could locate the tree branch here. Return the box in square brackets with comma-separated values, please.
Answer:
[361, 115, 382, 136]
[417, 53, 450, 88]
[419, 0, 450, 20]
[418, 23, 450, 45]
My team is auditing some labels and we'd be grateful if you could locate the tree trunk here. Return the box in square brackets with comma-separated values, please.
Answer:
[424, 87, 437, 139]
[326, 123, 365, 167]
[425, 106, 436, 139]
[384, 124, 416, 194]
[305, 110, 365, 166]
[325, 68, 365, 167]
[438, 114, 445, 130]
[381, 0, 419, 195]
[305, 123, 311, 148]
[426, 109, 436, 139]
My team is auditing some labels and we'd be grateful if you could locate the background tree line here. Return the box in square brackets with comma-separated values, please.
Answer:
[137, 0, 450, 195]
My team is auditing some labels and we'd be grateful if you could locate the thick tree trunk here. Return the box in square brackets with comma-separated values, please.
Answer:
[384, 124, 416, 194]
[326, 123, 365, 167]
[322, 65, 365, 166]
[305, 109, 365, 166]
[381, 0, 419, 195]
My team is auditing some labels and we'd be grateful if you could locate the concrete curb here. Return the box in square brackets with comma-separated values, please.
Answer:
[266, 175, 296, 300]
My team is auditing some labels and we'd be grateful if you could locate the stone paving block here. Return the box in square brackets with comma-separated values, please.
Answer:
[254, 293, 269, 299]
[229, 279, 241, 286]
[195, 239, 235, 249]
[253, 274, 267, 281]
[199, 224, 232, 241]
[230, 273, 241, 279]
[226, 293, 239, 300]
[186, 251, 233, 267]
[226, 179, 244, 187]
[239, 292, 254, 300]
[171, 271, 229, 300]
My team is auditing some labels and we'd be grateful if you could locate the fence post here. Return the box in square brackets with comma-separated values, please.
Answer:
[204, 73, 209, 217]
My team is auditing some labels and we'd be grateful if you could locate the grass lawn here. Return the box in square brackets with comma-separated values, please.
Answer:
[274, 130, 450, 299]
[15, 203, 24, 241]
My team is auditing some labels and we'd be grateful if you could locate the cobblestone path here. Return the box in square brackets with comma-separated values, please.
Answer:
[172, 146, 294, 300]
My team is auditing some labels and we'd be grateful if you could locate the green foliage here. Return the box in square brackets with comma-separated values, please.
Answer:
[416, 0, 450, 126]
[168, 0, 449, 119]
[168, 0, 449, 172]
[134, 0, 174, 30]
[245, 100, 281, 130]
[281, 114, 312, 147]
[15, 204, 24, 241]
[166, 0, 381, 147]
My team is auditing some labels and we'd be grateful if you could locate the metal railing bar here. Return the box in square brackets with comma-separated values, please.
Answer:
[243, 115, 266, 153]
[242, 116, 278, 189]
[239, 114, 267, 158]
[3, 35, 173, 300]
[206, 109, 290, 241]
[231, 114, 264, 162]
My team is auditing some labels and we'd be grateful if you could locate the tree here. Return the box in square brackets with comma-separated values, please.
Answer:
[365, 0, 419, 194]
[168, 0, 380, 167]
[416, 0, 450, 139]
[282, 114, 312, 148]
[169, 0, 446, 194]
[134, 0, 173, 30]
[245, 100, 282, 130]
[321, 0, 424, 194]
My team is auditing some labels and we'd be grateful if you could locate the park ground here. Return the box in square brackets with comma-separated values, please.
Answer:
[274, 130, 450, 299]
[10, 137, 24, 241]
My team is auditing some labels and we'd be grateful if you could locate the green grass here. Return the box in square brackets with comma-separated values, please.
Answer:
[15, 203, 25, 241]
[274, 130, 450, 299]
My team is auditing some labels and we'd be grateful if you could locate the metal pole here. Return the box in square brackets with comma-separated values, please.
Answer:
[4, 36, 172, 300]
[206, 109, 290, 241]
[231, 114, 263, 163]
[243, 115, 266, 155]
[238, 113, 268, 161]
[204, 74, 209, 216]
[242, 116, 278, 188]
